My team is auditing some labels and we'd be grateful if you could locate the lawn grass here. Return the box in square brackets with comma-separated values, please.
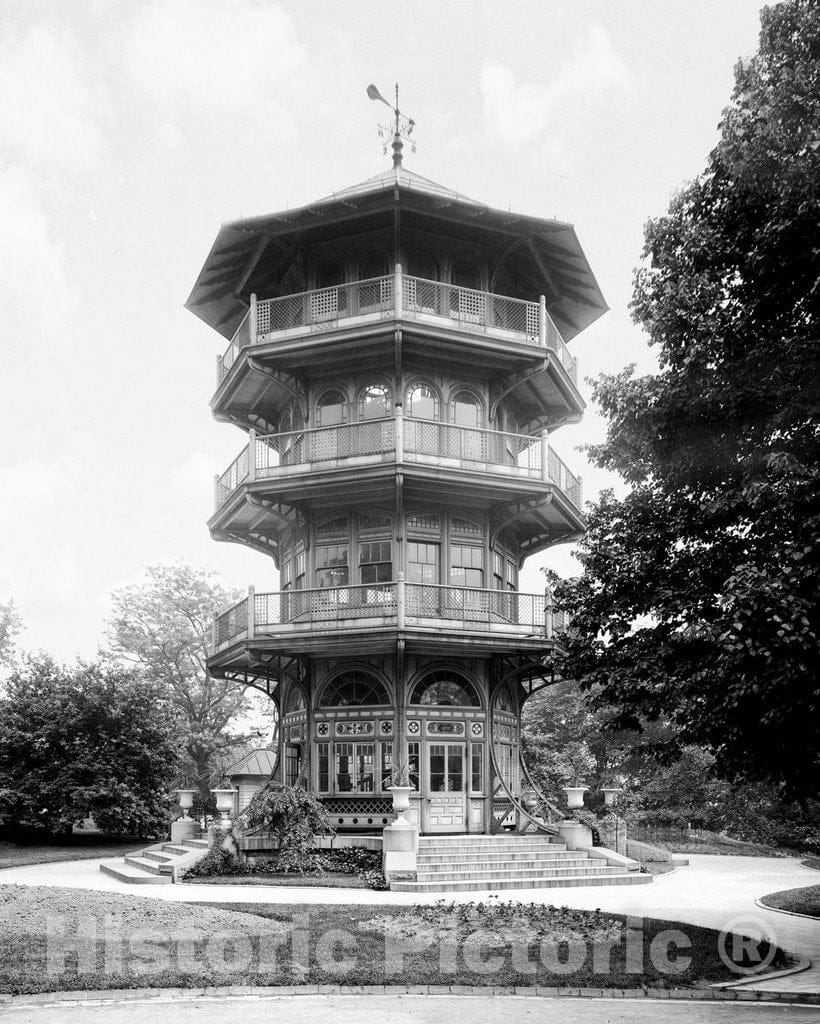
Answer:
[802, 856, 820, 871]
[182, 873, 369, 888]
[629, 828, 791, 858]
[0, 834, 148, 870]
[759, 884, 820, 918]
[0, 884, 793, 995]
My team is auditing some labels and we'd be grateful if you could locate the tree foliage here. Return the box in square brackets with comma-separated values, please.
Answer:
[0, 655, 180, 837]
[105, 564, 250, 797]
[0, 600, 22, 669]
[239, 781, 334, 867]
[560, 1, 819, 797]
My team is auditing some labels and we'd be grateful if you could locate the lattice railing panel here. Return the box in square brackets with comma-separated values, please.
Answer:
[404, 419, 542, 476]
[402, 276, 539, 344]
[545, 313, 578, 384]
[215, 446, 249, 507]
[548, 449, 582, 508]
[255, 419, 394, 473]
[320, 797, 393, 816]
[406, 584, 547, 631]
[217, 310, 251, 383]
[215, 596, 248, 646]
[254, 583, 397, 629]
[256, 277, 394, 338]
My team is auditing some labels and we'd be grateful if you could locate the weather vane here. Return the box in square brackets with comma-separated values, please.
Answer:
[367, 83, 416, 166]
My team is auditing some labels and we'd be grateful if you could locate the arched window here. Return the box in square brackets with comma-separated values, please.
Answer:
[450, 390, 481, 427]
[316, 388, 347, 426]
[451, 261, 480, 290]
[320, 670, 390, 708]
[359, 252, 388, 281]
[316, 261, 344, 288]
[410, 670, 480, 707]
[406, 382, 440, 421]
[285, 685, 306, 714]
[358, 382, 391, 420]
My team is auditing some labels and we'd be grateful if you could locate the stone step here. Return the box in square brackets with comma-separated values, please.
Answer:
[142, 850, 175, 864]
[392, 872, 653, 893]
[416, 857, 595, 873]
[415, 864, 619, 883]
[418, 836, 566, 847]
[162, 844, 191, 856]
[183, 838, 210, 849]
[418, 843, 568, 855]
[417, 851, 583, 865]
[100, 861, 173, 885]
[124, 855, 174, 875]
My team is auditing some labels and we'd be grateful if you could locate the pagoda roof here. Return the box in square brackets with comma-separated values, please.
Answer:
[186, 163, 607, 344]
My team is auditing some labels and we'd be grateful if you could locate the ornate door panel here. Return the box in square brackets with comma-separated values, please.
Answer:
[424, 742, 466, 833]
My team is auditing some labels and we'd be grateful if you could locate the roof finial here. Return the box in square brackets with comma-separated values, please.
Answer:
[367, 82, 416, 168]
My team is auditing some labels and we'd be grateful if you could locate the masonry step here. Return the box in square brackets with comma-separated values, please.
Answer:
[392, 872, 653, 893]
[418, 841, 567, 853]
[417, 851, 581, 866]
[415, 864, 620, 883]
[183, 838, 210, 849]
[162, 844, 191, 856]
[124, 855, 174, 875]
[100, 861, 173, 885]
[416, 857, 598, 874]
[142, 851, 175, 864]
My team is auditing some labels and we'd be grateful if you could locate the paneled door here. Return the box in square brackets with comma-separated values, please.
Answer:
[424, 742, 466, 833]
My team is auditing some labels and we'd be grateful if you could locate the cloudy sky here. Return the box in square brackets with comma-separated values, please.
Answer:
[0, 0, 765, 661]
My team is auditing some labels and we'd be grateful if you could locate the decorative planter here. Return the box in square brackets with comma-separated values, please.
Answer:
[174, 788, 197, 820]
[521, 789, 539, 813]
[388, 785, 413, 817]
[211, 787, 237, 827]
[600, 786, 622, 808]
[562, 785, 589, 810]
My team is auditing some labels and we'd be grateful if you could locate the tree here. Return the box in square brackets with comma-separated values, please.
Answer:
[239, 781, 333, 868]
[0, 599, 22, 669]
[560, 1, 819, 797]
[105, 563, 252, 799]
[0, 655, 180, 837]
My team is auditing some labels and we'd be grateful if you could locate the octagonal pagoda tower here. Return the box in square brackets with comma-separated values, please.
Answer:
[187, 136, 605, 837]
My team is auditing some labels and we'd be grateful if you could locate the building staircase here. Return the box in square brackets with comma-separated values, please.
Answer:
[99, 837, 210, 885]
[390, 834, 651, 893]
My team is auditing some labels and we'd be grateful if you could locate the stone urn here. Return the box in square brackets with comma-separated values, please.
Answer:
[174, 788, 197, 820]
[520, 789, 540, 813]
[562, 785, 589, 810]
[211, 787, 237, 827]
[388, 785, 413, 821]
[600, 786, 622, 808]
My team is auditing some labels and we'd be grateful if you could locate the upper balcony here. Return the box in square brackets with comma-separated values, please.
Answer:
[212, 414, 583, 514]
[210, 581, 571, 663]
[212, 271, 582, 424]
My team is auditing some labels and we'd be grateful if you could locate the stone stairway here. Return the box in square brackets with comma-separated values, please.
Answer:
[99, 837, 210, 884]
[390, 834, 651, 893]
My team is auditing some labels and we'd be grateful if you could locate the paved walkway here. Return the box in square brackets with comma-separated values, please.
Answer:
[2, 853, 818, 995]
[4, 993, 820, 1024]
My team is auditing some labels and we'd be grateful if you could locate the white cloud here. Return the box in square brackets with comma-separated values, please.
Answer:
[125, 0, 306, 122]
[480, 24, 634, 149]
[0, 21, 105, 175]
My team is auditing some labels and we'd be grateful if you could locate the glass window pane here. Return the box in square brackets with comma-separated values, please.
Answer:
[381, 742, 393, 790]
[318, 743, 329, 792]
[452, 391, 481, 427]
[360, 384, 390, 419]
[335, 743, 354, 791]
[407, 384, 439, 420]
[429, 744, 446, 792]
[448, 745, 464, 792]
[317, 390, 346, 426]
[408, 742, 420, 791]
[471, 745, 483, 792]
[357, 743, 375, 792]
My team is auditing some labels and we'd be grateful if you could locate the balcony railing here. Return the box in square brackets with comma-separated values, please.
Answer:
[216, 269, 578, 386]
[212, 581, 570, 652]
[213, 415, 582, 512]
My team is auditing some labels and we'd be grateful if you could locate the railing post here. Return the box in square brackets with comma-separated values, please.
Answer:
[397, 572, 405, 630]
[213, 473, 221, 510]
[250, 293, 258, 346]
[544, 587, 554, 640]
[394, 262, 403, 320]
[247, 586, 255, 640]
[540, 429, 549, 483]
[211, 612, 218, 652]
[248, 429, 256, 482]
[395, 405, 404, 463]
[539, 295, 547, 348]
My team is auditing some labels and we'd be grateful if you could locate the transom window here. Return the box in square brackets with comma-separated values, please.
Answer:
[316, 389, 347, 426]
[320, 670, 390, 708]
[410, 671, 480, 707]
[359, 383, 391, 420]
[406, 383, 439, 420]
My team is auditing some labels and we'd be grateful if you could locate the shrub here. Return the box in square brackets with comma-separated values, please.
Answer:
[238, 782, 334, 865]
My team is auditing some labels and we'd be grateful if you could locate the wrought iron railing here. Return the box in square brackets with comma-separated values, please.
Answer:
[211, 582, 570, 652]
[213, 417, 582, 511]
[215, 271, 578, 384]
